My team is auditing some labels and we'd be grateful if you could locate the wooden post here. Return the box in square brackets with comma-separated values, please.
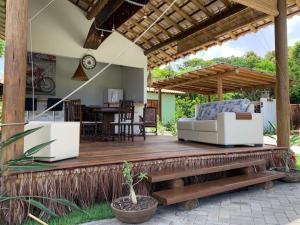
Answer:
[275, 0, 290, 148]
[158, 89, 162, 122]
[207, 95, 211, 102]
[217, 76, 223, 101]
[1, 0, 29, 163]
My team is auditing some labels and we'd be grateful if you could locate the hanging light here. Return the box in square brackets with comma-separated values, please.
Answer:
[72, 61, 89, 81]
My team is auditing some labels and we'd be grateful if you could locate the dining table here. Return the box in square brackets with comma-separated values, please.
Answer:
[89, 106, 121, 140]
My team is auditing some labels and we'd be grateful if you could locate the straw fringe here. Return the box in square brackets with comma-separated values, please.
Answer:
[0, 149, 288, 225]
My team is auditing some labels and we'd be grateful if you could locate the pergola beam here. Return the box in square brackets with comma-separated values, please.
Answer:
[231, 0, 279, 16]
[158, 69, 238, 89]
[217, 76, 223, 101]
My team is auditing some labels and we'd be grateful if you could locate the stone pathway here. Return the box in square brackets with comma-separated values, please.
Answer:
[81, 182, 300, 225]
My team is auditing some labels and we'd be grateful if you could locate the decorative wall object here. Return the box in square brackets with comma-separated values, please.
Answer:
[72, 62, 89, 81]
[26, 52, 56, 95]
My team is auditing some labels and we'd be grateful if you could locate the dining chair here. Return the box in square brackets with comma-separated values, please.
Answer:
[140, 104, 157, 136]
[65, 99, 101, 140]
[110, 100, 135, 142]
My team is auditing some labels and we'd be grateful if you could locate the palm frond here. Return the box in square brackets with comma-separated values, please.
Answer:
[0, 127, 42, 150]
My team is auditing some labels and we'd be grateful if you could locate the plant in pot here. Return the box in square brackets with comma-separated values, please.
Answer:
[111, 161, 158, 224]
[267, 122, 300, 182]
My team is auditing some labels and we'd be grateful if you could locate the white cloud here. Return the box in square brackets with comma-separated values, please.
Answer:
[190, 42, 244, 60]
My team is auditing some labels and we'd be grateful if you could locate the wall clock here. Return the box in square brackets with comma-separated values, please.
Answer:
[81, 54, 96, 70]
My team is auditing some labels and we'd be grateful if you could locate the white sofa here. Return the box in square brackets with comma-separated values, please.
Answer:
[24, 121, 80, 162]
[177, 99, 263, 147]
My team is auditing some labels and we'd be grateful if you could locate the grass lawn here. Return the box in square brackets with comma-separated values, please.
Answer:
[297, 155, 300, 170]
[21, 202, 113, 225]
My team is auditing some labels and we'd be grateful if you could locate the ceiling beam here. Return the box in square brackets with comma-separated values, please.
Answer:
[86, 0, 109, 20]
[288, 0, 300, 7]
[144, 4, 247, 55]
[84, 0, 149, 49]
[231, 0, 279, 16]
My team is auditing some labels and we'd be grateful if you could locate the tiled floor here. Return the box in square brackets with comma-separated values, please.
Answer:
[81, 182, 300, 225]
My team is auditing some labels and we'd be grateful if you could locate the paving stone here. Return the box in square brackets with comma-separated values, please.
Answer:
[80, 183, 300, 225]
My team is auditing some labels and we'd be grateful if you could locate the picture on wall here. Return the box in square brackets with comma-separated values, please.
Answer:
[26, 52, 56, 95]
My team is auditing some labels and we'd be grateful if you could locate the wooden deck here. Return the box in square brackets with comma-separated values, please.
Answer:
[53, 135, 285, 170]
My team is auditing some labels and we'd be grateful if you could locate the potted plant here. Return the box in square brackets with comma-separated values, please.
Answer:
[111, 161, 158, 224]
[267, 122, 300, 182]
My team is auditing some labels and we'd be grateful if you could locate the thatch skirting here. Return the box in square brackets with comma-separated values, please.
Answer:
[0, 149, 288, 224]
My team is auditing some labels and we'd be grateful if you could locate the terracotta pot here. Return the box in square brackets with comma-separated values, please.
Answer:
[111, 195, 158, 224]
[270, 167, 300, 183]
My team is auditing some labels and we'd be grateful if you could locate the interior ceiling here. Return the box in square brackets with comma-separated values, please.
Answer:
[0, 0, 299, 69]
[69, 0, 300, 69]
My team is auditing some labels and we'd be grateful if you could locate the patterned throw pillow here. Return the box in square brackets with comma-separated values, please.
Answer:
[196, 99, 250, 120]
[196, 102, 219, 120]
[218, 99, 250, 113]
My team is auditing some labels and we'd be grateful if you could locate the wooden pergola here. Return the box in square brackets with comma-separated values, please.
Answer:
[151, 63, 277, 101]
[0, 0, 297, 164]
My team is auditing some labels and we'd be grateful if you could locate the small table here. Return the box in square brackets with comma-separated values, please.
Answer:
[90, 107, 121, 139]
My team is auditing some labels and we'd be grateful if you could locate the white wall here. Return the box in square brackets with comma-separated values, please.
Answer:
[55, 56, 123, 106]
[121, 66, 145, 103]
[28, 0, 147, 69]
[30, 56, 146, 106]
[260, 98, 277, 130]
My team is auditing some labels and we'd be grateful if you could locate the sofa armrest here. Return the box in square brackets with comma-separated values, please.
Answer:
[178, 117, 195, 122]
[235, 112, 252, 120]
[217, 112, 263, 145]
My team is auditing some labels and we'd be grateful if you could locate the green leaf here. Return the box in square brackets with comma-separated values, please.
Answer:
[0, 127, 42, 150]
[23, 140, 55, 157]
[8, 162, 55, 171]
[52, 198, 84, 213]
[138, 172, 148, 180]
[24, 199, 57, 217]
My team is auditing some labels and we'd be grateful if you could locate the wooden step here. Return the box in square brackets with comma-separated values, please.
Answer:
[148, 159, 266, 183]
[152, 171, 285, 205]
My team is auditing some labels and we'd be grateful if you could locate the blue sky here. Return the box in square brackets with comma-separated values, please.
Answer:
[0, 15, 300, 74]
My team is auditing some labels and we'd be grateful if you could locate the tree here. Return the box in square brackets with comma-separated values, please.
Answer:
[289, 41, 300, 103]
[0, 40, 4, 57]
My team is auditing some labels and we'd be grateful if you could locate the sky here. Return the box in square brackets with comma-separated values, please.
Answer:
[170, 14, 300, 67]
[0, 15, 300, 74]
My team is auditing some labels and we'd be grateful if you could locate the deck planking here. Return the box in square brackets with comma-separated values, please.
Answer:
[50, 136, 285, 170]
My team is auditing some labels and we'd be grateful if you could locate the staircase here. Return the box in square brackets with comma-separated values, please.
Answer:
[148, 159, 285, 206]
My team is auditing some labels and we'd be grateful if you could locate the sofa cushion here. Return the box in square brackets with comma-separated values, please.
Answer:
[193, 120, 217, 132]
[218, 99, 251, 113]
[196, 99, 250, 120]
[196, 102, 219, 120]
[177, 118, 194, 130]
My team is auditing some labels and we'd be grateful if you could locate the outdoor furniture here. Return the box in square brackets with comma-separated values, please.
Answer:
[65, 99, 100, 139]
[110, 100, 135, 142]
[47, 98, 63, 121]
[132, 104, 157, 140]
[24, 121, 80, 162]
[142, 104, 157, 136]
[177, 99, 263, 147]
[91, 106, 120, 140]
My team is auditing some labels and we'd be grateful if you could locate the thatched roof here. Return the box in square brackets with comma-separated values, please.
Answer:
[151, 63, 277, 95]
[0, 1, 299, 69]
